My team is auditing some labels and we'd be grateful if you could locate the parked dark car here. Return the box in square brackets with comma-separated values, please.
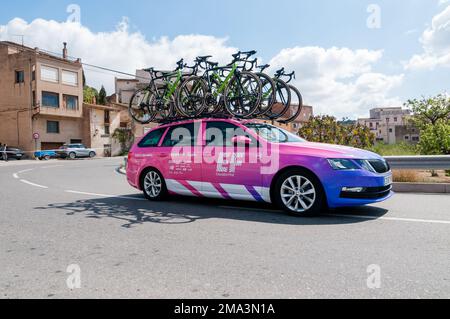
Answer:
[1, 147, 25, 160]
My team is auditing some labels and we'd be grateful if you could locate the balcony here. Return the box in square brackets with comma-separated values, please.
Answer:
[39, 104, 82, 118]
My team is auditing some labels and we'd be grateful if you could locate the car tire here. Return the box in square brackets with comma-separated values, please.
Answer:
[89, 151, 96, 158]
[44, 155, 51, 161]
[141, 169, 167, 201]
[273, 168, 325, 217]
[69, 152, 76, 160]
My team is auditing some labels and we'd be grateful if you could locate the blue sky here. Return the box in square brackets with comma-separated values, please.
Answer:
[1, 0, 449, 118]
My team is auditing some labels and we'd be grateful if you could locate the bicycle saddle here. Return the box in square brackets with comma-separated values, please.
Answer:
[196, 55, 212, 61]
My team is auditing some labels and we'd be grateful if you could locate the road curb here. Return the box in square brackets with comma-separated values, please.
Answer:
[393, 182, 450, 194]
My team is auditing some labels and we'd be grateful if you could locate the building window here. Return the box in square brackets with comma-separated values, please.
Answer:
[62, 70, 78, 86]
[104, 125, 110, 135]
[40, 65, 59, 83]
[394, 117, 398, 122]
[369, 122, 373, 128]
[32, 65, 36, 81]
[64, 95, 78, 110]
[42, 91, 60, 108]
[386, 118, 390, 123]
[389, 128, 393, 133]
[32, 91, 36, 106]
[15, 70, 25, 83]
[104, 110, 110, 124]
[412, 136, 419, 142]
[47, 121, 60, 134]
[404, 136, 410, 140]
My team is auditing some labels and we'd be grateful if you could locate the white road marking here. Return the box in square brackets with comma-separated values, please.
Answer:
[13, 173, 19, 179]
[20, 179, 49, 189]
[65, 190, 146, 201]
[220, 206, 450, 225]
[17, 169, 33, 174]
[328, 214, 450, 225]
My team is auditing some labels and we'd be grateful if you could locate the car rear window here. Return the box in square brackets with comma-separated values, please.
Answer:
[138, 127, 167, 148]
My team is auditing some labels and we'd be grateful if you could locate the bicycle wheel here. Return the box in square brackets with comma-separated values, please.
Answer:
[176, 76, 208, 117]
[254, 72, 276, 116]
[265, 78, 291, 120]
[129, 88, 156, 124]
[203, 76, 224, 115]
[279, 85, 303, 124]
[224, 71, 262, 118]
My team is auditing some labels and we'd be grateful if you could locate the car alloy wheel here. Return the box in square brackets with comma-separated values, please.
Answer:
[280, 175, 316, 213]
[89, 152, 96, 158]
[69, 152, 76, 160]
[144, 171, 163, 199]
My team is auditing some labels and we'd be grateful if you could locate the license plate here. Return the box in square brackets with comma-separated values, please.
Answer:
[384, 175, 393, 186]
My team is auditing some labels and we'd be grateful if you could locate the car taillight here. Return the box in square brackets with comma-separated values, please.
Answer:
[128, 151, 133, 161]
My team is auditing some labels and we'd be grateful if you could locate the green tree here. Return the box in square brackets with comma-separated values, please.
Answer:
[98, 85, 107, 105]
[405, 94, 450, 155]
[417, 120, 450, 155]
[112, 128, 134, 155]
[298, 115, 375, 149]
[405, 94, 450, 129]
[83, 86, 99, 104]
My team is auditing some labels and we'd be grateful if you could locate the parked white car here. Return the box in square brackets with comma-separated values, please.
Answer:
[56, 144, 96, 159]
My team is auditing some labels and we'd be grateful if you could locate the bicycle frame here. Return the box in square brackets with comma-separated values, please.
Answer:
[148, 70, 183, 106]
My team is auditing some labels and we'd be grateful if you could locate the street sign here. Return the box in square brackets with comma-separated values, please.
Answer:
[33, 132, 40, 140]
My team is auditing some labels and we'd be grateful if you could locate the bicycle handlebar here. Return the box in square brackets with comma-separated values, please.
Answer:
[232, 50, 257, 60]
[274, 68, 296, 82]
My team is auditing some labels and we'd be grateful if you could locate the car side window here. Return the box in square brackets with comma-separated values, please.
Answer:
[162, 123, 196, 147]
[138, 128, 167, 148]
[205, 121, 256, 147]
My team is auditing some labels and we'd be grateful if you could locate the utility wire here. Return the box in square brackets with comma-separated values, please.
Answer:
[38, 48, 150, 80]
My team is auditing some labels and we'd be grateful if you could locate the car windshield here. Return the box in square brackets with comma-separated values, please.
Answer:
[244, 123, 306, 144]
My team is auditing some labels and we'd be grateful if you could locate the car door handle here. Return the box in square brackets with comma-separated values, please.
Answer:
[158, 153, 168, 158]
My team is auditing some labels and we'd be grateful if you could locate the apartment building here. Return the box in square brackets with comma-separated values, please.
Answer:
[357, 107, 418, 144]
[0, 41, 84, 152]
[0, 41, 125, 157]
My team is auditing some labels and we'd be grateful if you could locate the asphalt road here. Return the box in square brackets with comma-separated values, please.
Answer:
[1, 158, 449, 299]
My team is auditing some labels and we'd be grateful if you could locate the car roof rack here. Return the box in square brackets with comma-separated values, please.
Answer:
[154, 112, 235, 125]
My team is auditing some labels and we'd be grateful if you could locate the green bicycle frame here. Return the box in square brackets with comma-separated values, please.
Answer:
[163, 70, 183, 105]
[212, 63, 238, 98]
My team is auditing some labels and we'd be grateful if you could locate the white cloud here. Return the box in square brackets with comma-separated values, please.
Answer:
[0, 17, 237, 93]
[0, 18, 403, 119]
[269, 47, 403, 118]
[405, 5, 450, 70]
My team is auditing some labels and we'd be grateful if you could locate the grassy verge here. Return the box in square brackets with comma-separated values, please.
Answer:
[366, 143, 419, 156]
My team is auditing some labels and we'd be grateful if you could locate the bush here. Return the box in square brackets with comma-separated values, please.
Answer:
[417, 120, 450, 155]
[298, 115, 375, 149]
[392, 170, 420, 183]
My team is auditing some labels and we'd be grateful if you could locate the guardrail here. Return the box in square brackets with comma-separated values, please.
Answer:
[384, 155, 450, 170]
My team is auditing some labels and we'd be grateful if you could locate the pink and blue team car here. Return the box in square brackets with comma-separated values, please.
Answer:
[126, 118, 393, 216]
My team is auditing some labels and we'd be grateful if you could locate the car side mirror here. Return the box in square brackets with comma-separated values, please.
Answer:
[231, 135, 253, 146]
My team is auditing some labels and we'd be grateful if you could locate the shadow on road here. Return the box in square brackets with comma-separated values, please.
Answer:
[34, 194, 389, 228]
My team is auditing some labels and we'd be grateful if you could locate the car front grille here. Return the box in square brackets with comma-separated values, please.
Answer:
[367, 159, 390, 174]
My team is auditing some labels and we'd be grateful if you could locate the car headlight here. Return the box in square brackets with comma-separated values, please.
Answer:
[327, 159, 359, 170]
